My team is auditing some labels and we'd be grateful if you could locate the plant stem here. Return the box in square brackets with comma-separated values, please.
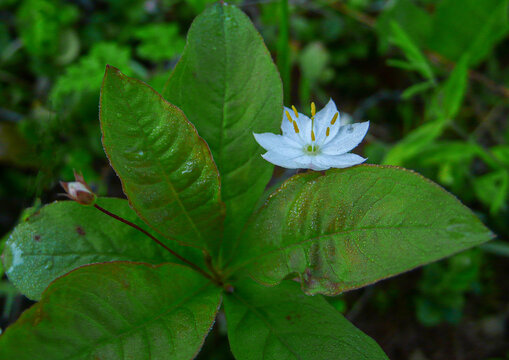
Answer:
[93, 204, 215, 283]
[204, 252, 223, 284]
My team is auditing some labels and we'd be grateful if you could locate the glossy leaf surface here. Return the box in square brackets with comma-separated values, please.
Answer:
[100, 66, 224, 253]
[224, 280, 388, 360]
[1, 198, 191, 300]
[163, 3, 283, 247]
[232, 165, 493, 295]
[0, 262, 221, 360]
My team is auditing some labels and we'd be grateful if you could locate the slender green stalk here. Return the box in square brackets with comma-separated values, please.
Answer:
[277, 0, 291, 104]
[481, 241, 509, 258]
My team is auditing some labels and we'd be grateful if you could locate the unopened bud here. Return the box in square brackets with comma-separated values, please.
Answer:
[60, 171, 96, 206]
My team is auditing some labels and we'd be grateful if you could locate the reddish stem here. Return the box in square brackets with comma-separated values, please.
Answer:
[93, 204, 215, 282]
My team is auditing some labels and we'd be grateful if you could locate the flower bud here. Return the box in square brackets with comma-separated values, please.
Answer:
[60, 171, 96, 206]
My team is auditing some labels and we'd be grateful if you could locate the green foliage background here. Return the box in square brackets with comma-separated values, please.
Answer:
[0, 0, 508, 359]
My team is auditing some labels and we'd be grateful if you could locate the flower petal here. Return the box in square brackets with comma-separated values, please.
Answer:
[321, 121, 369, 155]
[261, 151, 303, 169]
[294, 155, 330, 171]
[253, 133, 302, 157]
[315, 99, 340, 145]
[281, 107, 312, 144]
[314, 153, 367, 169]
[315, 99, 338, 124]
[263, 152, 331, 171]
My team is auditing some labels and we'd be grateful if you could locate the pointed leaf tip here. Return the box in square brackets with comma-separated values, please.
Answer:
[162, 1, 283, 251]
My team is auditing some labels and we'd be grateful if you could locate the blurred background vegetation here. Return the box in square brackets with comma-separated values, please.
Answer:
[0, 0, 508, 359]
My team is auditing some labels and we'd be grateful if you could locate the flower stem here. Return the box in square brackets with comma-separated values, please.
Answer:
[204, 252, 224, 285]
[93, 204, 215, 283]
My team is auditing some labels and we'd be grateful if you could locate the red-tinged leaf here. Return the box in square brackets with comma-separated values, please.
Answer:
[230, 165, 493, 295]
[0, 262, 222, 359]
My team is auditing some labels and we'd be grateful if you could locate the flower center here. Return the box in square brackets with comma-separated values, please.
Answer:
[305, 144, 320, 155]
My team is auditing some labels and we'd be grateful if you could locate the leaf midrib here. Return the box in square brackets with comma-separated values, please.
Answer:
[231, 223, 450, 273]
[217, 5, 227, 179]
[110, 74, 205, 244]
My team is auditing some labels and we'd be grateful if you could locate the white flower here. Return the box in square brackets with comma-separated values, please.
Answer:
[254, 99, 369, 171]
[66, 182, 91, 198]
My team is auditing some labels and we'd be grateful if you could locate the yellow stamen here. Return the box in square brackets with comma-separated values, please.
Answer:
[291, 105, 299, 118]
[311, 130, 315, 141]
[292, 121, 300, 133]
[326, 127, 330, 137]
[311, 102, 316, 118]
[285, 110, 293, 123]
[331, 112, 339, 125]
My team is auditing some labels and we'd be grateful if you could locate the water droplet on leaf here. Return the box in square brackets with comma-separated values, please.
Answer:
[44, 259, 54, 270]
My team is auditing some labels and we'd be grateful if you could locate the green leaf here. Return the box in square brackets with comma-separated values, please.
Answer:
[0, 262, 221, 359]
[384, 57, 468, 166]
[224, 280, 388, 359]
[1, 198, 201, 300]
[427, 0, 509, 66]
[385, 59, 415, 71]
[389, 21, 434, 80]
[401, 80, 435, 100]
[473, 170, 509, 214]
[383, 121, 446, 166]
[100, 66, 224, 254]
[491, 145, 509, 167]
[435, 55, 469, 120]
[1, 201, 42, 278]
[418, 141, 482, 165]
[185, 0, 236, 14]
[385, 59, 417, 72]
[230, 165, 493, 296]
[162, 3, 283, 249]
[376, 0, 432, 53]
